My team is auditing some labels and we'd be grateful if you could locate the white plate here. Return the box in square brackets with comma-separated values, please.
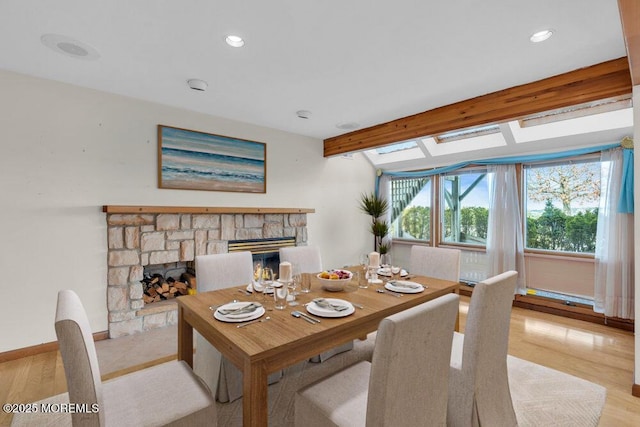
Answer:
[377, 268, 408, 277]
[384, 281, 425, 294]
[217, 301, 261, 318]
[306, 298, 355, 318]
[214, 302, 265, 322]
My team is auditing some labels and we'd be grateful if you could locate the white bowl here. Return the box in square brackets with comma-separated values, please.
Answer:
[316, 269, 353, 291]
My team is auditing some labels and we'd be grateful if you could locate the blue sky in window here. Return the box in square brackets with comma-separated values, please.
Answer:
[409, 174, 489, 208]
[405, 165, 601, 213]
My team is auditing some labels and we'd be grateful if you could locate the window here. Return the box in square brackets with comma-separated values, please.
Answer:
[524, 157, 601, 254]
[390, 177, 432, 241]
[435, 124, 500, 143]
[440, 169, 489, 245]
[519, 96, 631, 128]
[376, 141, 418, 154]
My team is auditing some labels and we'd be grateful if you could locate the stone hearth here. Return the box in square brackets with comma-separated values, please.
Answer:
[104, 206, 313, 338]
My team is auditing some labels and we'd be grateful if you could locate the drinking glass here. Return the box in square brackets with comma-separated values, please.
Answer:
[381, 253, 392, 268]
[367, 266, 378, 288]
[261, 267, 274, 301]
[360, 254, 369, 270]
[358, 269, 369, 289]
[300, 273, 312, 293]
[273, 283, 288, 309]
[359, 254, 369, 281]
[391, 265, 401, 281]
[253, 262, 263, 282]
[286, 276, 299, 306]
[251, 262, 261, 291]
[291, 274, 302, 297]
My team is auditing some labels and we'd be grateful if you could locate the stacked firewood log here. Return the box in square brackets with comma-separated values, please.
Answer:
[141, 272, 196, 304]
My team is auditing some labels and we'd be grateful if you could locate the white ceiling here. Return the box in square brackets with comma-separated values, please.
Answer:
[0, 1, 630, 145]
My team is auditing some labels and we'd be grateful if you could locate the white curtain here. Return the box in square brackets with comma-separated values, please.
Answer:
[486, 164, 526, 294]
[378, 173, 393, 249]
[594, 149, 634, 319]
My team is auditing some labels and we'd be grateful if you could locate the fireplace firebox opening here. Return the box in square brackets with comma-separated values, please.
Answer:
[228, 236, 296, 280]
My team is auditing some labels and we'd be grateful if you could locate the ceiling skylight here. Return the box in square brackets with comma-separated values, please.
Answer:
[519, 96, 632, 127]
[376, 141, 418, 154]
[435, 124, 501, 143]
[359, 97, 633, 172]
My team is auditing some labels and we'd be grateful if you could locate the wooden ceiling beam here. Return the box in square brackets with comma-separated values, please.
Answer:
[323, 57, 631, 157]
[618, 0, 640, 86]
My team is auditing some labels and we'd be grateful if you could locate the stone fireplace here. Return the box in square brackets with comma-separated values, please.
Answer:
[104, 205, 313, 338]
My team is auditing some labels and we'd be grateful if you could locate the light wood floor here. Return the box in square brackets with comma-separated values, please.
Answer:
[1, 296, 638, 426]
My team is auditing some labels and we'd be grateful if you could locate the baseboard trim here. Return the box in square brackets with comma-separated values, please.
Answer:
[462, 286, 633, 332]
[513, 295, 634, 332]
[633, 383, 640, 398]
[0, 331, 109, 363]
[101, 354, 177, 381]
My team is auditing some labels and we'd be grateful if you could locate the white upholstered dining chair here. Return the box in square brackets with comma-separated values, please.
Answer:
[448, 270, 519, 427]
[55, 290, 216, 426]
[410, 245, 461, 282]
[279, 245, 354, 362]
[279, 245, 323, 276]
[194, 252, 283, 403]
[295, 293, 460, 427]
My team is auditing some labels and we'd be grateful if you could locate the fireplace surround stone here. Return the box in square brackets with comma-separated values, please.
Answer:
[104, 206, 313, 338]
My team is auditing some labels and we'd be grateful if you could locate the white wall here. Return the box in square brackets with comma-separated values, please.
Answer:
[0, 70, 375, 353]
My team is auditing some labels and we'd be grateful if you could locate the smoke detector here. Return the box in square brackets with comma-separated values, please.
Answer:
[296, 110, 312, 119]
[187, 79, 208, 91]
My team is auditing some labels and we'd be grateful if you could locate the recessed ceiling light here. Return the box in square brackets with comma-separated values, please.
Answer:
[225, 35, 245, 48]
[296, 110, 312, 119]
[530, 29, 553, 43]
[41, 34, 100, 60]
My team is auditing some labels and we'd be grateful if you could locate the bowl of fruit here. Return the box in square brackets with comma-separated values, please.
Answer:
[316, 269, 354, 291]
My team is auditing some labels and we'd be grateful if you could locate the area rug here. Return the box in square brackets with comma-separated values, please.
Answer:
[12, 334, 606, 427]
[507, 355, 606, 427]
[215, 337, 606, 427]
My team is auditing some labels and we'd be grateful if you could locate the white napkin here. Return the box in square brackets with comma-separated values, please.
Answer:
[249, 280, 264, 292]
[389, 280, 421, 289]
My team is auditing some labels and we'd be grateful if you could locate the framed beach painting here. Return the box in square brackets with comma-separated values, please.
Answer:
[158, 125, 266, 193]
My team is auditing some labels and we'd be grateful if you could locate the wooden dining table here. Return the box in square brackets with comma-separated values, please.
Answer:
[176, 270, 459, 427]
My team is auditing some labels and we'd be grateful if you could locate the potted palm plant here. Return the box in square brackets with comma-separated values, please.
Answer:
[358, 192, 389, 255]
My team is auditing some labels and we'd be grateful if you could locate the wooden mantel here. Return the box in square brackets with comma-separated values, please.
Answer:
[102, 205, 315, 214]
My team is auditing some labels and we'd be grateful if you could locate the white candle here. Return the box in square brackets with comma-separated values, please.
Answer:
[279, 261, 292, 282]
[369, 251, 380, 267]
